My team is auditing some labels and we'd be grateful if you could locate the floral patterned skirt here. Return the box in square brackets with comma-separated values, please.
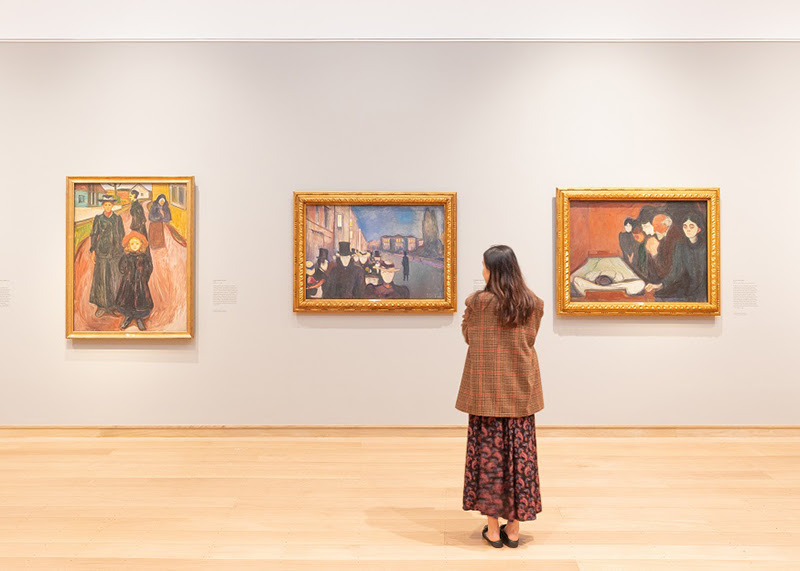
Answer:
[462, 414, 542, 521]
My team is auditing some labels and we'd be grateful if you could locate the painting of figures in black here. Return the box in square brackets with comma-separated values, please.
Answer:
[569, 201, 708, 303]
[70, 180, 192, 336]
[305, 205, 446, 300]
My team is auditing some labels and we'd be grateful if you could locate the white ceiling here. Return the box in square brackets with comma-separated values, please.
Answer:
[2, 0, 800, 41]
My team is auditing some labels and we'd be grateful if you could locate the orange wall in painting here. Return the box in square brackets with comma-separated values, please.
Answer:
[569, 202, 643, 270]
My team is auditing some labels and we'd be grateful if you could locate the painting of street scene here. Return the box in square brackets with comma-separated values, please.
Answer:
[67, 177, 194, 338]
[304, 204, 446, 301]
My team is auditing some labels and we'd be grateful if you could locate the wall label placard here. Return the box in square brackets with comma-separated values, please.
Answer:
[733, 279, 759, 316]
[0, 280, 11, 309]
[213, 280, 238, 313]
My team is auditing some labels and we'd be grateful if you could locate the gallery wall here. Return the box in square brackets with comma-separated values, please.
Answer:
[0, 41, 798, 425]
[4, 0, 800, 41]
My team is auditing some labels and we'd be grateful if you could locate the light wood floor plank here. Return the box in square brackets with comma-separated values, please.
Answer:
[0, 429, 798, 569]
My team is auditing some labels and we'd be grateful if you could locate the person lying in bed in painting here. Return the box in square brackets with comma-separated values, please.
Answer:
[570, 256, 646, 297]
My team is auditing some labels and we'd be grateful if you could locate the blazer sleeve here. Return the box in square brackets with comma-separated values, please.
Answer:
[461, 292, 478, 344]
[531, 295, 544, 342]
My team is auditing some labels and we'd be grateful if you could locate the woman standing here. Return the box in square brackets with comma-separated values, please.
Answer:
[148, 194, 172, 250]
[646, 211, 707, 302]
[456, 245, 544, 548]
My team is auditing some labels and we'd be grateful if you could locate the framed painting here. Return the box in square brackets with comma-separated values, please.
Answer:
[556, 188, 720, 316]
[293, 192, 457, 312]
[67, 176, 195, 338]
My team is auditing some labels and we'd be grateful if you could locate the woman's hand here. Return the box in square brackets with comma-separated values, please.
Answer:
[461, 295, 474, 344]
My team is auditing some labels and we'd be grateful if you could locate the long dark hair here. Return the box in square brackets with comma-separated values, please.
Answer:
[483, 245, 535, 327]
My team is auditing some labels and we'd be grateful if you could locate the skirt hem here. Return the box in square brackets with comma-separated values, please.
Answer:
[462, 505, 541, 522]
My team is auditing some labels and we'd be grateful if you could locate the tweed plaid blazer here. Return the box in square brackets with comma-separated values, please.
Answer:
[456, 290, 544, 417]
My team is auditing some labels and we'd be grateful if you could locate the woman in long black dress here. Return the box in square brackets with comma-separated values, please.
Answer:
[646, 212, 708, 302]
[89, 195, 124, 317]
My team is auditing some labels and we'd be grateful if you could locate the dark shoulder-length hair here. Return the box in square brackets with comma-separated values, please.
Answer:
[483, 245, 536, 328]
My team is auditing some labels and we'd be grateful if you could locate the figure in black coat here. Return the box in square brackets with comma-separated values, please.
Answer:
[646, 213, 707, 302]
[618, 218, 637, 266]
[89, 195, 124, 317]
[128, 189, 148, 238]
[116, 231, 154, 330]
[312, 248, 330, 298]
[402, 250, 410, 281]
[325, 242, 366, 299]
[364, 251, 383, 282]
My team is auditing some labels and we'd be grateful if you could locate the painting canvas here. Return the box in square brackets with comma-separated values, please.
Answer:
[556, 188, 720, 315]
[294, 192, 457, 312]
[67, 177, 195, 338]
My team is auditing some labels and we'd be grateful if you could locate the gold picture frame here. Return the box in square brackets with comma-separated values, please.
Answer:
[67, 176, 195, 338]
[294, 192, 457, 312]
[556, 188, 720, 316]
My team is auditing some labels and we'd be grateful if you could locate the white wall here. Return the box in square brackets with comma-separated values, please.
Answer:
[0, 41, 798, 425]
[3, 0, 800, 40]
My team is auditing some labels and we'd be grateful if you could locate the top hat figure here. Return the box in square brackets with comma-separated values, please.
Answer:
[337, 242, 351, 256]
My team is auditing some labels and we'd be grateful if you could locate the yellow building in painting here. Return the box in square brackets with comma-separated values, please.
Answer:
[305, 205, 367, 262]
[151, 183, 189, 240]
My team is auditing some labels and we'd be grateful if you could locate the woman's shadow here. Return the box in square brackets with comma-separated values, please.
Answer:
[364, 506, 490, 549]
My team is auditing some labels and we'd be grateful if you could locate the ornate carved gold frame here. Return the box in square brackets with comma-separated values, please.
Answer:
[293, 192, 457, 312]
[556, 188, 720, 316]
[66, 176, 195, 338]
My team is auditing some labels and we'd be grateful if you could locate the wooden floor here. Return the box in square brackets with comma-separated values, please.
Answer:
[0, 427, 799, 570]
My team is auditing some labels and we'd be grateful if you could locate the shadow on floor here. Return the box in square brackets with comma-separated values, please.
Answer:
[365, 506, 496, 549]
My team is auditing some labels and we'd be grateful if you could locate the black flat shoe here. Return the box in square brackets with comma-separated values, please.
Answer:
[499, 524, 519, 548]
[482, 525, 503, 548]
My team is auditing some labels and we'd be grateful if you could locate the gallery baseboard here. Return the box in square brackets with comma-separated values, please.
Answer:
[0, 425, 798, 437]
